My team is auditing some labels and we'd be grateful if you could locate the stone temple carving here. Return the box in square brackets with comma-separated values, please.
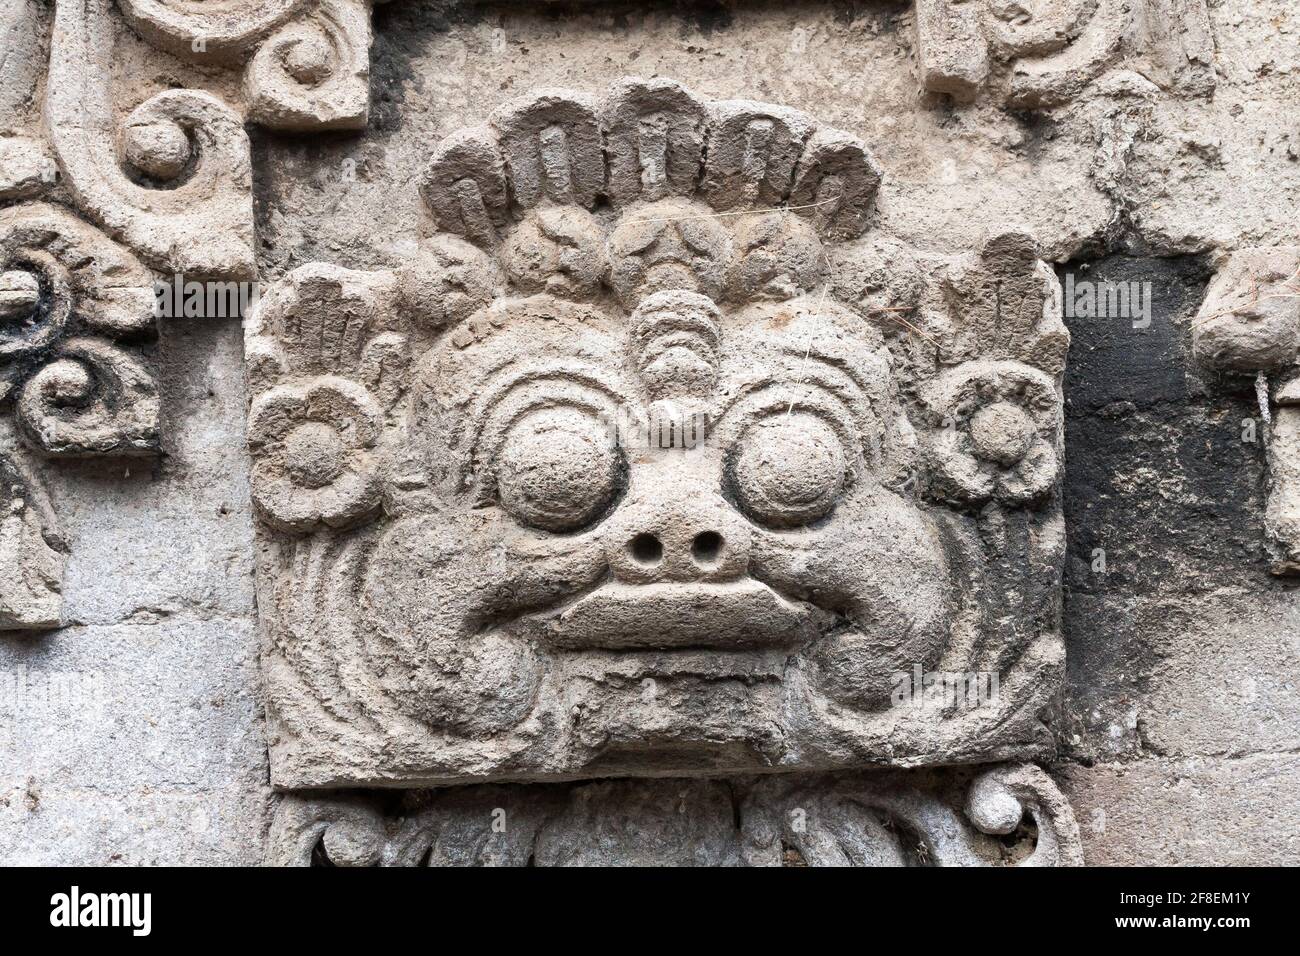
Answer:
[0, 203, 160, 458]
[1193, 248, 1300, 575]
[117, 0, 386, 133]
[44, 0, 257, 280]
[0, 201, 161, 630]
[914, 0, 1215, 107]
[247, 77, 1071, 790]
[269, 762, 1081, 866]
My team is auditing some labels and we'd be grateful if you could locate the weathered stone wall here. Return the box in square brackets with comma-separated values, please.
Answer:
[2, 0, 1297, 864]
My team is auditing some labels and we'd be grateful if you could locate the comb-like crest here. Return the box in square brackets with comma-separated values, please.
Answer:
[418, 78, 882, 246]
[602, 77, 707, 206]
[491, 89, 604, 212]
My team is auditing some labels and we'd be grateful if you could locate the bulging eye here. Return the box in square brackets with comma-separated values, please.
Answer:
[495, 407, 621, 532]
[727, 414, 847, 528]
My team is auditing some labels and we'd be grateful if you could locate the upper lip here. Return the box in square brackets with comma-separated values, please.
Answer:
[539, 579, 830, 651]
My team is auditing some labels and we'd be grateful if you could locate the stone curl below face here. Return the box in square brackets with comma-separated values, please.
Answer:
[267, 763, 1083, 867]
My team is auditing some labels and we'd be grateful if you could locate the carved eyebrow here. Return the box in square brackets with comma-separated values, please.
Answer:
[723, 349, 870, 414]
[473, 360, 628, 426]
[717, 373, 856, 441]
[715, 350, 886, 464]
[778, 347, 874, 406]
[459, 359, 634, 480]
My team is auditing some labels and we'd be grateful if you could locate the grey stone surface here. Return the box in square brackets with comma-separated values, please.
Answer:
[1057, 754, 1300, 866]
[0, 618, 267, 865]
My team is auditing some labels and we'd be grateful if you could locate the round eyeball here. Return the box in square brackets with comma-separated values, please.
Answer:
[496, 408, 620, 532]
[728, 414, 847, 528]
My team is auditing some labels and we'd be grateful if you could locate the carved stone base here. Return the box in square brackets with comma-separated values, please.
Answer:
[268, 763, 1082, 867]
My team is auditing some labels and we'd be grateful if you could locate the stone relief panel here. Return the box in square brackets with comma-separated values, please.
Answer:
[914, 0, 1215, 107]
[1192, 247, 1300, 575]
[246, 78, 1071, 789]
[268, 763, 1082, 866]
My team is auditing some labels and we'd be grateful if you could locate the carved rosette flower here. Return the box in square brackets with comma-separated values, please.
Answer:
[248, 376, 382, 533]
[923, 361, 1061, 508]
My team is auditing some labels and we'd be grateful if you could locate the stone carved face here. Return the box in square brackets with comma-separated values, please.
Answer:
[725, 212, 824, 302]
[360, 291, 950, 742]
[247, 79, 1069, 788]
[501, 207, 605, 300]
[607, 198, 731, 306]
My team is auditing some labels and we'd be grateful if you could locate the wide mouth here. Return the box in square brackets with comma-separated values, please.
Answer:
[543, 579, 826, 651]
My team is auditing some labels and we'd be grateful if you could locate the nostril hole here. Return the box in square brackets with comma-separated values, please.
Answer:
[629, 533, 663, 565]
[692, 531, 723, 565]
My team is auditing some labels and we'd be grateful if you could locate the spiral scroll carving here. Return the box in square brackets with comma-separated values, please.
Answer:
[44, 0, 256, 279]
[1, 203, 160, 459]
[117, 0, 312, 64]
